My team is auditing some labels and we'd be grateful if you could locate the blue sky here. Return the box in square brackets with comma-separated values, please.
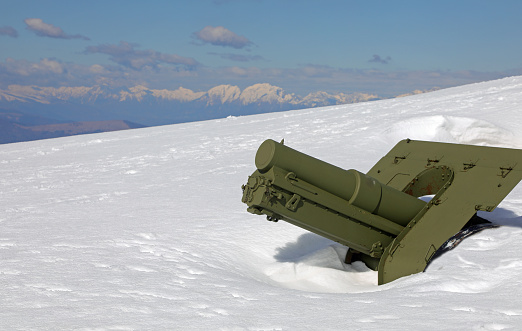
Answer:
[1, 0, 522, 96]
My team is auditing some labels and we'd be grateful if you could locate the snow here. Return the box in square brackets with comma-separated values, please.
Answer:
[1, 76, 522, 330]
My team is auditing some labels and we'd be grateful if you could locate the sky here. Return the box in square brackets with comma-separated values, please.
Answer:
[1, 0, 522, 96]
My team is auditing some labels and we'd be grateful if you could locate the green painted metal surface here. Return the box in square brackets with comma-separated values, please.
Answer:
[241, 139, 522, 284]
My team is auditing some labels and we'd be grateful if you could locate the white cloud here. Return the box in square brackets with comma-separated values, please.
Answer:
[1, 58, 63, 76]
[193, 26, 252, 49]
[368, 54, 392, 64]
[229, 66, 248, 76]
[208, 52, 265, 62]
[39, 58, 64, 74]
[0, 26, 18, 38]
[84, 41, 199, 70]
[89, 64, 107, 74]
[24, 18, 89, 40]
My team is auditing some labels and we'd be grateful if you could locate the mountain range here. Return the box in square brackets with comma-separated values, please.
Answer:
[0, 83, 379, 124]
[0, 83, 435, 144]
[1, 83, 380, 106]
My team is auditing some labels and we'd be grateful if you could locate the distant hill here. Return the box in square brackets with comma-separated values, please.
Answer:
[0, 109, 146, 144]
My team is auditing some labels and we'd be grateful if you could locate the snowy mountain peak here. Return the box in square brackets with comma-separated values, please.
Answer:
[151, 87, 205, 102]
[207, 84, 241, 104]
[240, 83, 297, 104]
[119, 85, 152, 102]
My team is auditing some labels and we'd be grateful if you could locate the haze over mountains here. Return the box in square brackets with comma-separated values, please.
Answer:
[0, 83, 381, 144]
[0, 83, 380, 121]
[0, 82, 438, 144]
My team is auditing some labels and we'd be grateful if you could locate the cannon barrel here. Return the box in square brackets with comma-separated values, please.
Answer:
[255, 139, 425, 226]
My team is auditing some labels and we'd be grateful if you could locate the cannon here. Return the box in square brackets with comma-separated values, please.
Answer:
[241, 139, 522, 284]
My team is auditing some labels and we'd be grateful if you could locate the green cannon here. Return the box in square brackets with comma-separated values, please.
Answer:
[241, 139, 522, 284]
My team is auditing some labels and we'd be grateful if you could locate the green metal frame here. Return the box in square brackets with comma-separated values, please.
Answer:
[369, 139, 522, 284]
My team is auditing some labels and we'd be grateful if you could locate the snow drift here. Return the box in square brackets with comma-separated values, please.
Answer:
[1, 76, 522, 330]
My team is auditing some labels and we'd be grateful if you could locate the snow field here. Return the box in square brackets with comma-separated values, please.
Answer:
[1, 76, 522, 329]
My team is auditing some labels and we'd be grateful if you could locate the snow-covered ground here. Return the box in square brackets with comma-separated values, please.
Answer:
[1, 76, 522, 330]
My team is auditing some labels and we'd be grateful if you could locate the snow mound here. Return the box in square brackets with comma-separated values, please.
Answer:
[259, 234, 379, 293]
[265, 247, 378, 293]
[386, 115, 522, 148]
